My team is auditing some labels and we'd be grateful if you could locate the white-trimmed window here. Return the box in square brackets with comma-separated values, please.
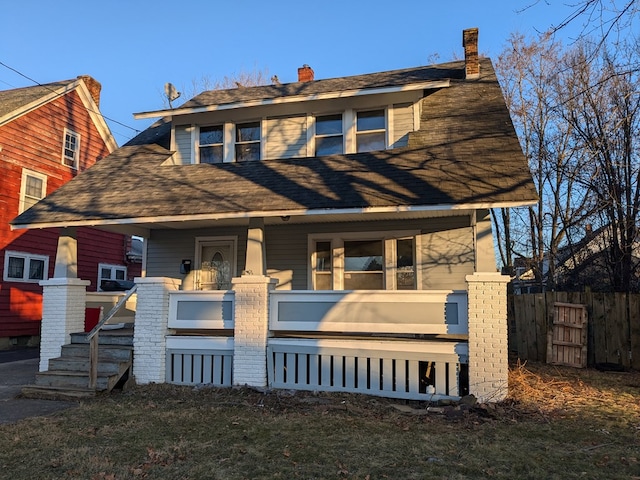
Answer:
[356, 109, 386, 152]
[98, 263, 127, 291]
[3, 251, 49, 283]
[199, 125, 224, 164]
[310, 231, 419, 290]
[62, 128, 80, 168]
[19, 169, 47, 213]
[235, 122, 261, 162]
[315, 114, 343, 156]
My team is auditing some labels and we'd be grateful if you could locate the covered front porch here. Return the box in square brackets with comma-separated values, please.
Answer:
[37, 207, 509, 402]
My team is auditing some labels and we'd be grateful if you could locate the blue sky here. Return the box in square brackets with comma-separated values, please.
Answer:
[1, 1, 582, 145]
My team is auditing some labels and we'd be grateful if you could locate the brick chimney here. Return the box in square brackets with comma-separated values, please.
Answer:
[77, 75, 102, 107]
[462, 28, 480, 79]
[297, 64, 314, 82]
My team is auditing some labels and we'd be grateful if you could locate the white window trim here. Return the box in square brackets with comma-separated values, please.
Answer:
[98, 263, 127, 291]
[62, 128, 80, 169]
[196, 124, 224, 164]
[354, 108, 388, 153]
[191, 106, 395, 162]
[3, 250, 49, 283]
[19, 168, 47, 214]
[194, 236, 238, 290]
[313, 112, 345, 156]
[308, 230, 420, 290]
[233, 120, 262, 162]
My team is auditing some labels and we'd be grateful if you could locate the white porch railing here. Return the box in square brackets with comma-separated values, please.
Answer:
[164, 289, 469, 399]
[269, 290, 468, 335]
[268, 338, 468, 400]
[268, 290, 469, 400]
[166, 291, 235, 385]
[166, 336, 234, 386]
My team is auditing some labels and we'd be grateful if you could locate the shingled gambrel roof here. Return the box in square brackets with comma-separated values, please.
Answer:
[11, 58, 537, 230]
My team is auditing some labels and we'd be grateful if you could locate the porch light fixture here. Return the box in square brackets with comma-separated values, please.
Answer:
[281, 215, 290, 222]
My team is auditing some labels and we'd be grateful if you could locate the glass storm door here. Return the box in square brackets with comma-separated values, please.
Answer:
[198, 240, 235, 290]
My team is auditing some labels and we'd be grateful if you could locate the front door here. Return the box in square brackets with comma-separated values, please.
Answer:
[196, 239, 236, 290]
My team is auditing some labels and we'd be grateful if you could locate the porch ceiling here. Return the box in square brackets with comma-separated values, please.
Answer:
[90, 208, 477, 236]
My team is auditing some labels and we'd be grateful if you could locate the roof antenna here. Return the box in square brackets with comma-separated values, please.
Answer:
[164, 82, 181, 108]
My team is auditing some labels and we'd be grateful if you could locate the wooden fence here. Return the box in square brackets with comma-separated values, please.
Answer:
[508, 292, 640, 370]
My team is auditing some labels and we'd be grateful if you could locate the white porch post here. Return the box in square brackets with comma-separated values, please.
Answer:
[39, 278, 90, 371]
[231, 216, 276, 387]
[231, 275, 277, 387]
[244, 217, 267, 276]
[132, 277, 182, 384]
[38, 227, 87, 372]
[465, 273, 510, 402]
[53, 227, 78, 278]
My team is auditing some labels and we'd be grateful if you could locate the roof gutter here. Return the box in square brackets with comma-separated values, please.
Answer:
[133, 80, 450, 120]
[10, 199, 536, 231]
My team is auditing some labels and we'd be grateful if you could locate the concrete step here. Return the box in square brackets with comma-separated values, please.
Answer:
[70, 330, 133, 347]
[61, 344, 133, 362]
[35, 370, 111, 390]
[47, 357, 124, 375]
[21, 385, 96, 400]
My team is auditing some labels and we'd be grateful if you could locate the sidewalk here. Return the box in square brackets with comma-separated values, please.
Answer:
[0, 348, 78, 425]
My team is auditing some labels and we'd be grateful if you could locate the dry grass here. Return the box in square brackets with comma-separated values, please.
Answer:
[1, 362, 639, 479]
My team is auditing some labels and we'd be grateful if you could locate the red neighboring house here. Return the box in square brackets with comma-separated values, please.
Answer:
[0, 76, 142, 347]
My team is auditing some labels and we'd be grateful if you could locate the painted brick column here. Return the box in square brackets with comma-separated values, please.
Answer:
[466, 273, 510, 402]
[133, 277, 182, 384]
[39, 278, 90, 372]
[231, 275, 278, 387]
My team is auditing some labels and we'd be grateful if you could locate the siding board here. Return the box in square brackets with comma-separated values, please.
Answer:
[148, 215, 476, 292]
[265, 116, 307, 159]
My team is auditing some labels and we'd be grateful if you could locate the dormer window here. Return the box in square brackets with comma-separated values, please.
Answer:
[315, 114, 343, 156]
[62, 128, 80, 168]
[235, 122, 261, 162]
[356, 110, 386, 153]
[199, 125, 223, 164]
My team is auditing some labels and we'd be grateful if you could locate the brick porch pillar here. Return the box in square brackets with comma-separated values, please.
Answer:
[231, 275, 278, 387]
[466, 273, 510, 402]
[39, 278, 90, 372]
[132, 277, 181, 384]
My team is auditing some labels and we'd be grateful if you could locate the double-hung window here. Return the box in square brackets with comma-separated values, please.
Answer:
[3, 251, 48, 283]
[235, 122, 261, 162]
[315, 114, 343, 156]
[19, 169, 47, 213]
[356, 110, 386, 153]
[311, 233, 418, 290]
[62, 128, 80, 168]
[199, 125, 224, 164]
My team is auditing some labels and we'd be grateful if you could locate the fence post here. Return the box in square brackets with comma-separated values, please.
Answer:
[132, 277, 182, 384]
[466, 273, 510, 402]
[231, 274, 278, 387]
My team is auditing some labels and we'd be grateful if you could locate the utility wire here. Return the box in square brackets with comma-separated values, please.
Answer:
[0, 60, 141, 135]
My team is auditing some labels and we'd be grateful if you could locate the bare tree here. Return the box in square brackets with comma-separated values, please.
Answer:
[561, 39, 640, 291]
[495, 33, 593, 290]
[161, 66, 271, 108]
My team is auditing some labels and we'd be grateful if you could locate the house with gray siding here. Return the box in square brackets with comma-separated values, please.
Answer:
[12, 28, 537, 402]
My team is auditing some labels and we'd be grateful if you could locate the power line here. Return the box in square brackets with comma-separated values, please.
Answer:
[0, 60, 141, 136]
